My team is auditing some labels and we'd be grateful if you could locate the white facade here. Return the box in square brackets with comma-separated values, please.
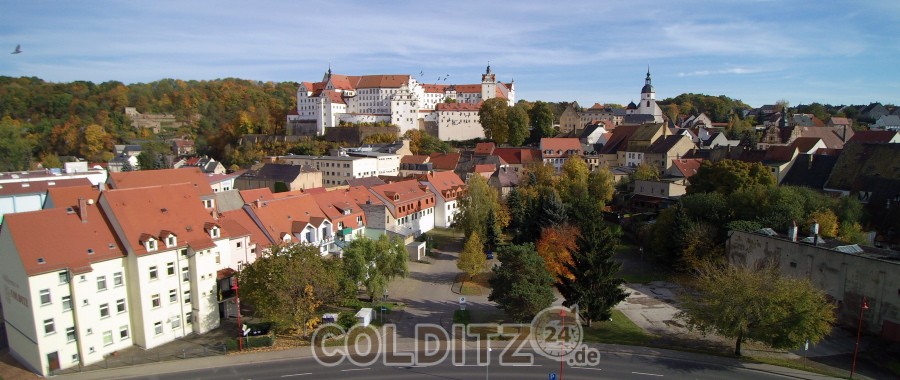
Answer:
[436, 104, 484, 141]
[288, 66, 514, 136]
[280, 155, 382, 187]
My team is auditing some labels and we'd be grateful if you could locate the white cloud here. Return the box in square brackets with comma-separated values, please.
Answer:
[678, 67, 765, 77]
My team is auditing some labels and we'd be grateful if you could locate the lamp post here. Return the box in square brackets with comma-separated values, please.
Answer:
[850, 296, 869, 379]
[560, 308, 566, 380]
[233, 276, 242, 351]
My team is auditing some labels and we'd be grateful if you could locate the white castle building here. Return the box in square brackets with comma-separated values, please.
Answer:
[286, 65, 515, 138]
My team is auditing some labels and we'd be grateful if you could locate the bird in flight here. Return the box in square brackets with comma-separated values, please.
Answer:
[11, 44, 22, 54]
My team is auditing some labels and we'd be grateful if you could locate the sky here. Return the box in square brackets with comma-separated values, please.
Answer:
[1, 0, 898, 108]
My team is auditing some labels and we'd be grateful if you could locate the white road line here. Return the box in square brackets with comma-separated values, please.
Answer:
[281, 373, 312, 377]
[509, 364, 542, 366]
[340, 368, 371, 372]
[632, 371, 664, 377]
[572, 367, 603, 371]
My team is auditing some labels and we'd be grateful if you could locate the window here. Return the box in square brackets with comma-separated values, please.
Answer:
[119, 325, 129, 340]
[71, 354, 79, 363]
[59, 271, 69, 285]
[181, 266, 189, 282]
[185, 312, 193, 325]
[99, 303, 109, 318]
[103, 331, 113, 346]
[171, 316, 181, 329]
[147, 240, 156, 251]
[236, 241, 242, 248]
[62, 295, 72, 311]
[44, 319, 55, 335]
[183, 290, 191, 304]
[149, 266, 158, 280]
[97, 276, 107, 291]
[66, 327, 76, 342]
[166, 262, 175, 276]
[116, 298, 126, 313]
[151, 294, 160, 308]
[154, 321, 163, 335]
[113, 271, 123, 286]
[40, 289, 51, 305]
[166, 235, 176, 247]
[169, 289, 177, 303]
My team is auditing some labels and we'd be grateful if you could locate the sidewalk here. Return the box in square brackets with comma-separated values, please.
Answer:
[56, 337, 846, 380]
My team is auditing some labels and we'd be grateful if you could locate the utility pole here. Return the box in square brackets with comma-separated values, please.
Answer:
[850, 296, 869, 379]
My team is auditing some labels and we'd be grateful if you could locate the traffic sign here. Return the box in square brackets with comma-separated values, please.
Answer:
[549, 372, 557, 380]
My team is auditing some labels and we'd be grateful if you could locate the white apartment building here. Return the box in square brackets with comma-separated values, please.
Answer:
[420, 171, 466, 228]
[433, 102, 485, 141]
[287, 65, 514, 136]
[279, 155, 381, 187]
[367, 180, 436, 237]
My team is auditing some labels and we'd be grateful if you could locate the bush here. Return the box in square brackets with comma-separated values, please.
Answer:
[337, 312, 357, 331]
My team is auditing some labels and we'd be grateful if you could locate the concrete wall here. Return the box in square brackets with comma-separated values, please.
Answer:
[727, 231, 900, 341]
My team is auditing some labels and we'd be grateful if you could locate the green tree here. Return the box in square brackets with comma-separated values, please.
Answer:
[632, 163, 660, 182]
[239, 243, 348, 334]
[528, 101, 555, 143]
[478, 98, 509, 144]
[687, 159, 774, 194]
[454, 174, 506, 240]
[457, 232, 486, 280]
[678, 262, 834, 356]
[556, 207, 627, 326]
[806, 209, 839, 238]
[587, 166, 616, 207]
[536, 187, 566, 229]
[0, 116, 35, 171]
[342, 235, 409, 301]
[507, 103, 530, 146]
[838, 221, 867, 245]
[80, 123, 111, 161]
[488, 243, 555, 322]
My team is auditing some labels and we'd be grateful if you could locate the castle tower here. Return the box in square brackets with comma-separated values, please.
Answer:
[481, 63, 497, 102]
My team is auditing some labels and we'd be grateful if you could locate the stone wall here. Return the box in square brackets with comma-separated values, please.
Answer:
[727, 230, 900, 341]
[324, 126, 399, 145]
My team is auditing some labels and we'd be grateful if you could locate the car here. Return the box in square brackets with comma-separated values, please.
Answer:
[485, 250, 494, 260]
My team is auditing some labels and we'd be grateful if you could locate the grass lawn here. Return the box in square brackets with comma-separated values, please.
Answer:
[426, 228, 463, 250]
[581, 309, 655, 346]
[745, 356, 846, 378]
[456, 272, 492, 296]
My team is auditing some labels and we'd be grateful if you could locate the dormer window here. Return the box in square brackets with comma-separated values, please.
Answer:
[146, 239, 157, 252]
[166, 235, 176, 247]
[210, 227, 219, 238]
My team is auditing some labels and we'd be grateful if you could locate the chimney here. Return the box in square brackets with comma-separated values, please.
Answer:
[255, 199, 261, 209]
[811, 220, 820, 245]
[77, 197, 88, 223]
[788, 220, 798, 242]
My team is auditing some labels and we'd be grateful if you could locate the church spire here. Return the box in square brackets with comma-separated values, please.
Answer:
[486, 61, 492, 75]
[645, 65, 652, 86]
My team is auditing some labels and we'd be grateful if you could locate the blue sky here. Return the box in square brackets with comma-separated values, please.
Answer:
[1, 0, 898, 108]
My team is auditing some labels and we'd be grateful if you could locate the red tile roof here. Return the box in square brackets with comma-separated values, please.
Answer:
[311, 186, 371, 232]
[421, 171, 466, 202]
[401, 155, 430, 165]
[474, 164, 496, 173]
[540, 138, 583, 158]
[239, 188, 275, 204]
[3, 204, 124, 276]
[453, 84, 482, 94]
[244, 193, 327, 244]
[324, 91, 345, 104]
[422, 84, 449, 93]
[493, 148, 541, 165]
[108, 167, 214, 198]
[219, 208, 268, 248]
[589, 103, 605, 110]
[474, 142, 496, 156]
[45, 184, 100, 209]
[828, 117, 852, 126]
[670, 158, 704, 178]
[369, 179, 435, 218]
[763, 145, 798, 163]
[102, 183, 221, 255]
[429, 153, 461, 171]
[790, 137, 823, 153]
[0, 177, 91, 197]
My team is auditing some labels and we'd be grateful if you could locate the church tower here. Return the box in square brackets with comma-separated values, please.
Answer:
[641, 67, 655, 103]
[481, 63, 497, 102]
[636, 67, 663, 122]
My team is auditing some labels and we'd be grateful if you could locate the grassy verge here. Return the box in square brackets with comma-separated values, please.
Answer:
[456, 272, 492, 296]
[581, 309, 655, 346]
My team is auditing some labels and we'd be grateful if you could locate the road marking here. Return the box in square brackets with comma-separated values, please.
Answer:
[509, 364, 542, 366]
[572, 367, 602, 371]
[281, 373, 312, 377]
[340, 368, 371, 372]
[632, 371, 663, 377]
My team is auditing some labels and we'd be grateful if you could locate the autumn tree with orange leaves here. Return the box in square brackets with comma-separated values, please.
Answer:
[535, 225, 579, 283]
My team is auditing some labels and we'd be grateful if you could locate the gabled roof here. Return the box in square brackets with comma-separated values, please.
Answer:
[828, 117, 852, 126]
[45, 184, 100, 209]
[346, 176, 387, 188]
[241, 163, 315, 182]
[493, 148, 540, 165]
[3, 204, 124, 276]
[108, 167, 214, 198]
[474, 142, 496, 156]
[599, 124, 641, 154]
[474, 164, 497, 173]
[848, 130, 900, 144]
[311, 186, 372, 230]
[763, 145, 798, 163]
[428, 152, 461, 171]
[540, 138, 583, 158]
[245, 193, 328, 244]
[670, 158, 704, 178]
[647, 135, 690, 154]
[102, 183, 221, 256]
[796, 126, 852, 149]
[781, 154, 839, 190]
[790, 137, 824, 154]
[0, 177, 91, 197]
[239, 188, 276, 204]
[369, 179, 433, 208]
[401, 155, 430, 165]
[825, 142, 900, 191]
[420, 171, 466, 202]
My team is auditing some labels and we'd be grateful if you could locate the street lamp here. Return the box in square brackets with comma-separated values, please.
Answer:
[233, 276, 242, 351]
[485, 346, 492, 380]
[850, 296, 869, 379]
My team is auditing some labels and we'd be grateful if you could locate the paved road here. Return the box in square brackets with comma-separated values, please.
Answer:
[125, 347, 818, 380]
